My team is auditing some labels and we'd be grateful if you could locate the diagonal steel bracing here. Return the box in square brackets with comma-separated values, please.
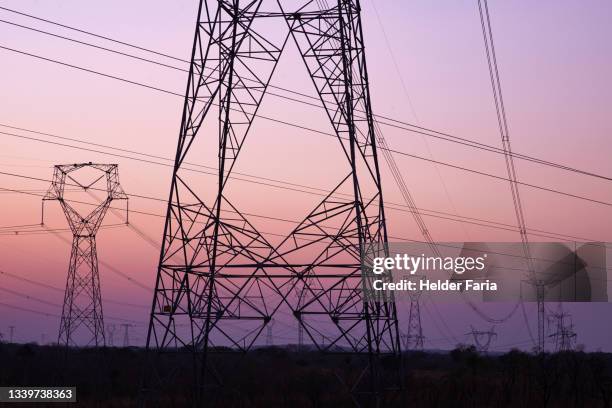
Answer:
[43, 163, 128, 347]
[144, 1, 401, 405]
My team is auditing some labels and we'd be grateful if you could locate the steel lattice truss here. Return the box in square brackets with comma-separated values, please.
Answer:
[44, 163, 127, 347]
[145, 0, 401, 402]
[466, 326, 497, 354]
[405, 297, 424, 351]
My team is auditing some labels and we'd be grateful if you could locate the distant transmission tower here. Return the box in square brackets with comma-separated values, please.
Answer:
[535, 282, 546, 352]
[8, 325, 15, 343]
[122, 324, 132, 347]
[297, 324, 304, 351]
[404, 298, 424, 350]
[466, 326, 497, 353]
[143, 0, 401, 404]
[404, 276, 424, 350]
[548, 307, 576, 352]
[265, 319, 275, 347]
[107, 324, 117, 347]
[43, 163, 128, 347]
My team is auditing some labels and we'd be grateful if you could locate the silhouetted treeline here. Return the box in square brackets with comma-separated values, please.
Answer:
[0, 342, 611, 407]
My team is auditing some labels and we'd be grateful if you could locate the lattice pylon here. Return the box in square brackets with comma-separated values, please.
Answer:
[547, 306, 576, 352]
[143, 1, 401, 405]
[466, 325, 497, 354]
[43, 163, 127, 347]
[405, 296, 424, 351]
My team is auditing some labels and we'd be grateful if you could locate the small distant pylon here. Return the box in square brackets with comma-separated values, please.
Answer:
[405, 276, 424, 350]
[405, 298, 425, 350]
[9, 325, 15, 343]
[107, 324, 117, 347]
[265, 319, 275, 347]
[297, 322, 304, 351]
[535, 281, 546, 353]
[548, 306, 576, 352]
[121, 324, 132, 347]
[466, 326, 497, 353]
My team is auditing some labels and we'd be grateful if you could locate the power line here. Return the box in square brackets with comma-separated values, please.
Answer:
[0, 45, 345, 141]
[0, 188, 480, 345]
[0, 7, 435, 351]
[370, 0, 472, 245]
[0, 5, 189, 63]
[0, 186, 151, 293]
[477, 0, 538, 349]
[0, 4, 608, 349]
[0, 290, 142, 324]
[0, 17, 328, 112]
[0, 7, 610, 183]
[41, 225, 152, 292]
[3, 124, 612, 209]
[0, 223, 125, 236]
[0, 223, 41, 230]
[0, 44, 183, 97]
[0, 122, 333, 194]
[0, 301, 58, 318]
[0, 285, 60, 307]
[0, 163, 609, 245]
[2, 180, 608, 342]
[0, 186, 599, 348]
[0, 48, 610, 208]
[0, 268, 148, 308]
[0, 18, 187, 72]
[0, 187, 603, 266]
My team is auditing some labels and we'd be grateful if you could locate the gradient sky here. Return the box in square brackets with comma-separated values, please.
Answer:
[0, 0, 611, 351]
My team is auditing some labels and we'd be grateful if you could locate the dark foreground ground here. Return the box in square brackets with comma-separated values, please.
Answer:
[1, 342, 611, 407]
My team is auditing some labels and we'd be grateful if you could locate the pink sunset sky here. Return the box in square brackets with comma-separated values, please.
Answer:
[0, 0, 611, 351]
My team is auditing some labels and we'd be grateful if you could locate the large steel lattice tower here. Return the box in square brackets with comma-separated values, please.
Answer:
[144, 0, 401, 403]
[44, 163, 127, 347]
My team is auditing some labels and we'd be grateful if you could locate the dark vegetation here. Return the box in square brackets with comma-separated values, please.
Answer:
[1, 342, 611, 407]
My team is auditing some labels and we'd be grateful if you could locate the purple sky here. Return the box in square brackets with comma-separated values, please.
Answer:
[0, 0, 611, 351]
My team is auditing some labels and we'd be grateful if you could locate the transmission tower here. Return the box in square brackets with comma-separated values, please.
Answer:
[107, 324, 117, 346]
[403, 275, 424, 350]
[548, 308, 576, 352]
[466, 326, 497, 354]
[122, 324, 132, 347]
[43, 163, 128, 347]
[143, 0, 401, 404]
[265, 319, 275, 347]
[404, 297, 424, 350]
[535, 282, 546, 352]
[8, 325, 15, 343]
[297, 324, 304, 351]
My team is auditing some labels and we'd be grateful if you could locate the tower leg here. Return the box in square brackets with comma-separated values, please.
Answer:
[58, 235, 105, 347]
